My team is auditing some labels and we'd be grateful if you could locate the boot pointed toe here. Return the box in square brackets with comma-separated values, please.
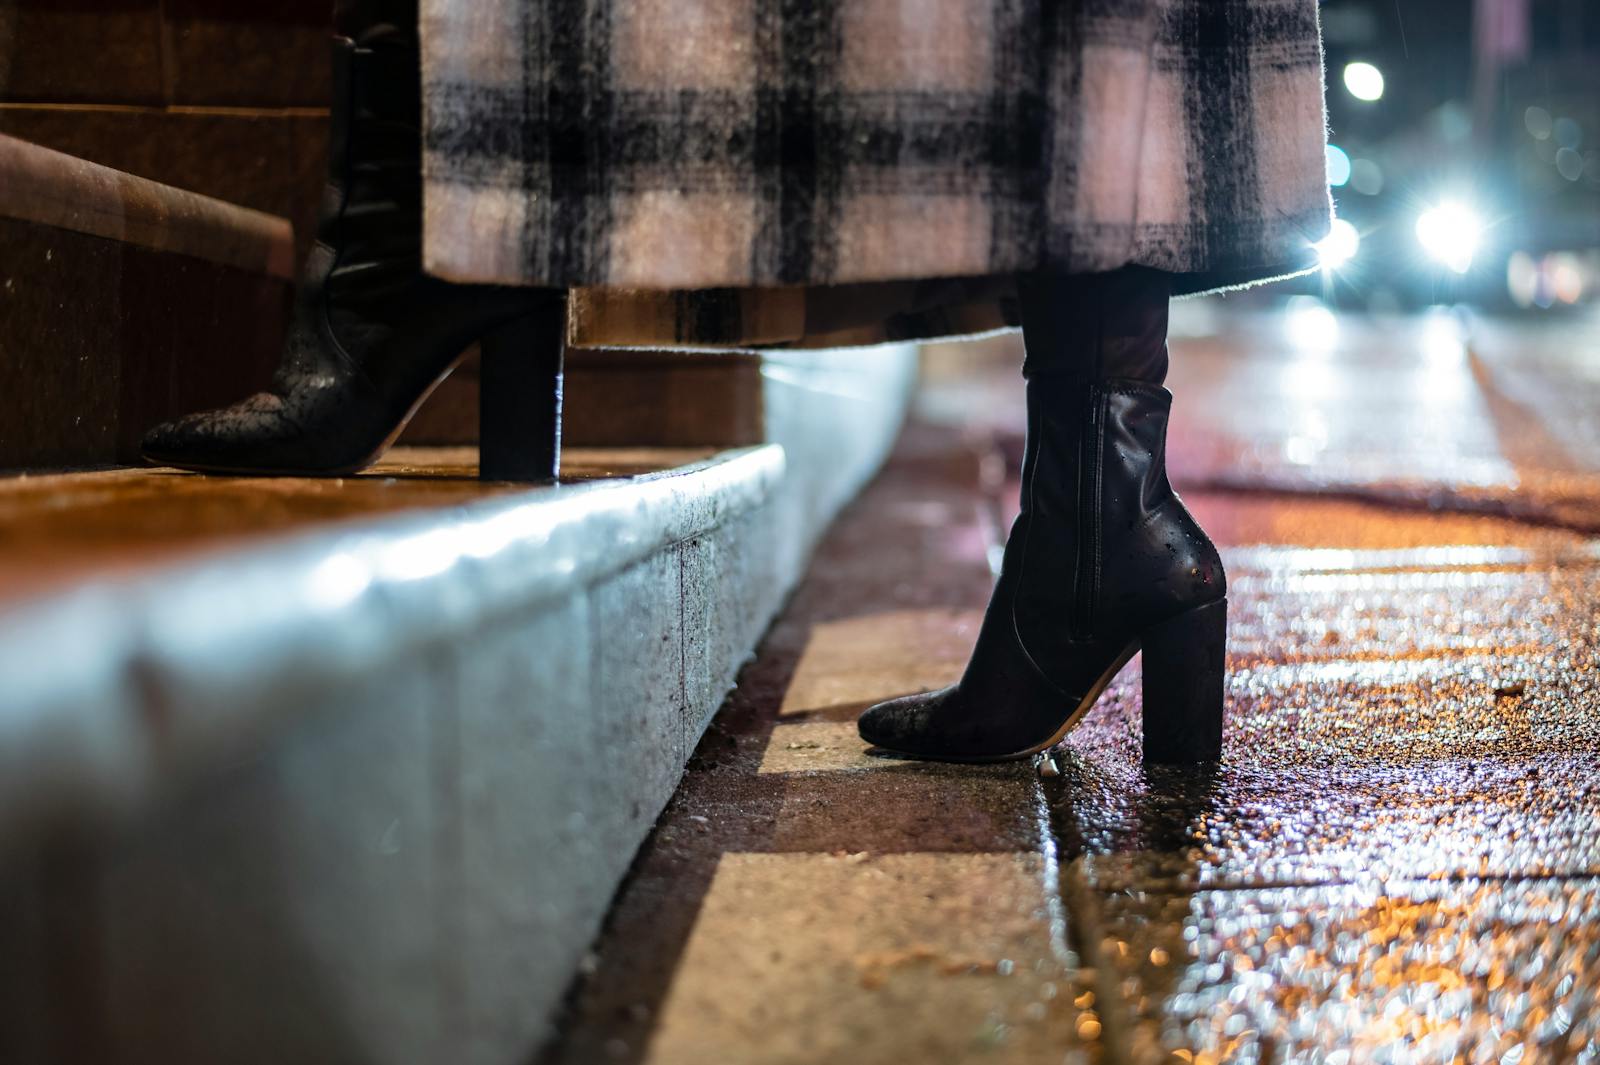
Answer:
[141, 393, 305, 473]
[141, 407, 236, 469]
[857, 691, 935, 752]
[139, 415, 193, 466]
[857, 684, 1004, 757]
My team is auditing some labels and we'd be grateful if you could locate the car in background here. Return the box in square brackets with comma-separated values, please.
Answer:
[1290, 0, 1600, 311]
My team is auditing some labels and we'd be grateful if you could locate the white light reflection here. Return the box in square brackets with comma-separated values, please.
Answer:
[1326, 144, 1352, 186]
[1284, 409, 1329, 466]
[1279, 296, 1339, 469]
[458, 503, 556, 560]
[1285, 295, 1340, 352]
[376, 528, 462, 582]
[1418, 308, 1467, 366]
[1314, 218, 1361, 271]
[1225, 544, 1532, 573]
[305, 552, 373, 611]
[1415, 203, 1483, 274]
[1343, 62, 1385, 102]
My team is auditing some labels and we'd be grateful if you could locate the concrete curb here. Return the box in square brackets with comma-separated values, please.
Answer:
[0, 342, 919, 1065]
[0, 446, 784, 846]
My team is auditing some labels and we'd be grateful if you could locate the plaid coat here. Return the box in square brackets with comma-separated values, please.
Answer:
[420, 0, 1331, 348]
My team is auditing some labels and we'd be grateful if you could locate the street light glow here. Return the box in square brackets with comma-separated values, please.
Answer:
[1415, 202, 1483, 274]
[1343, 62, 1385, 102]
[1314, 218, 1360, 270]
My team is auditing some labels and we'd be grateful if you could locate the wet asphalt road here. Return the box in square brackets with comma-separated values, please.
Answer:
[549, 307, 1600, 1064]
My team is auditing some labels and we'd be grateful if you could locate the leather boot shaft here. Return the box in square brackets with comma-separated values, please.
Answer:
[320, 24, 422, 274]
[1010, 267, 1223, 657]
[1012, 378, 1223, 663]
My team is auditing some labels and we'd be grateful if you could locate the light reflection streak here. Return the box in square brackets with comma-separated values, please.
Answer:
[1223, 545, 1535, 572]
[304, 552, 372, 611]
[1237, 652, 1530, 689]
[1129, 880, 1600, 1063]
[1032, 784, 1076, 968]
[1284, 297, 1340, 353]
[1234, 569, 1546, 595]
[375, 527, 463, 582]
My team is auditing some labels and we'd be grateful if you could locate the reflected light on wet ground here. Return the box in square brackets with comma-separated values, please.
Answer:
[554, 306, 1600, 1065]
[555, 470, 1600, 1063]
[1048, 492, 1600, 1062]
[1105, 878, 1600, 1063]
[1283, 295, 1340, 353]
[1167, 304, 1517, 493]
[1161, 303, 1600, 532]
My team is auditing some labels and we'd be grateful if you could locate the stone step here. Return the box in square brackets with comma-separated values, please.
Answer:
[0, 342, 918, 1065]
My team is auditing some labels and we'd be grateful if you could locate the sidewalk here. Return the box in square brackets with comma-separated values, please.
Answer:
[545, 308, 1600, 1064]
[1165, 303, 1600, 532]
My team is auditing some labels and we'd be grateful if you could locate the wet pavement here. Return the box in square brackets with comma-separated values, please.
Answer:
[922, 303, 1600, 531]
[547, 306, 1600, 1064]
[1162, 303, 1600, 535]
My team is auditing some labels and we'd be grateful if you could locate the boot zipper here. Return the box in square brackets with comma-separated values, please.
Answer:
[1072, 386, 1105, 638]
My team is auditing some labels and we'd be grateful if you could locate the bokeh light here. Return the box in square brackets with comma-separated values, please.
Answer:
[1349, 158, 1384, 195]
[1343, 62, 1385, 102]
[1557, 147, 1583, 181]
[1549, 253, 1584, 303]
[1285, 294, 1340, 351]
[1315, 218, 1361, 270]
[1325, 144, 1352, 187]
[1506, 251, 1538, 308]
[1415, 203, 1482, 274]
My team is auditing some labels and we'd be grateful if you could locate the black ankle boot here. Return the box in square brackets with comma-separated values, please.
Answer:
[857, 267, 1227, 764]
[141, 7, 564, 480]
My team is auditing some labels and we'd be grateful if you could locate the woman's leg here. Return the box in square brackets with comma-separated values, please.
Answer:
[857, 266, 1227, 763]
[142, 0, 566, 480]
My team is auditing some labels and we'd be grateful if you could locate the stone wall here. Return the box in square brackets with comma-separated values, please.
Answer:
[0, 0, 332, 261]
[0, 3, 332, 471]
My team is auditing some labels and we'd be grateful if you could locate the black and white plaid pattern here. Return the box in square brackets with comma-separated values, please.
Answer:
[420, 0, 1330, 297]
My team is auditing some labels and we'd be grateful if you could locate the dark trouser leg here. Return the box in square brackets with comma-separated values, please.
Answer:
[335, 0, 419, 37]
[1016, 265, 1171, 384]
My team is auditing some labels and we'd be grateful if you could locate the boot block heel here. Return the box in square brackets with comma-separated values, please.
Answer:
[478, 310, 566, 482]
[1140, 598, 1227, 764]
